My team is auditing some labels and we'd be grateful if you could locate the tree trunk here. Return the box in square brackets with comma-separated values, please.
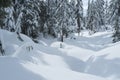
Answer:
[77, 14, 81, 36]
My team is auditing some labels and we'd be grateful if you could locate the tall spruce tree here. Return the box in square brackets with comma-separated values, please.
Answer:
[76, 0, 83, 35]
[86, 0, 105, 34]
[104, 0, 109, 26]
[54, 0, 76, 42]
[86, 0, 96, 34]
[0, 0, 12, 55]
[96, 0, 105, 25]
[21, 0, 40, 38]
[109, 0, 120, 43]
[0, 0, 12, 29]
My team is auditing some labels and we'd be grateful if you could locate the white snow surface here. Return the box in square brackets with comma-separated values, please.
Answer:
[0, 29, 120, 80]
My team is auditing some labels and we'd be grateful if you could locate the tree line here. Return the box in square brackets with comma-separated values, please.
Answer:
[0, 0, 120, 43]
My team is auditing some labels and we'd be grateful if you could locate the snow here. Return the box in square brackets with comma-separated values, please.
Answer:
[0, 29, 120, 80]
[0, 57, 45, 80]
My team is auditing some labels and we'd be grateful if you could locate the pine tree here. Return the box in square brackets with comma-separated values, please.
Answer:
[0, 0, 12, 55]
[12, 0, 24, 33]
[76, 0, 83, 36]
[86, 0, 96, 34]
[0, 8, 7, 29]
[86, 0, 105, 34]
[104, 0, 109, 26]
[95, 0, 105, 26]
[54, 0, 76, 42]
[113, 16, 120, 43]
[45, 0, 57, 38]
[57, 0, 68, 42]
[21, 0, 40, 38]
[109, 0, 120, 43]
[0, 0, 12, 29]
[0, 0, 12, 8]
[0, 40, 5, 56]
[7, 0, 44, 39]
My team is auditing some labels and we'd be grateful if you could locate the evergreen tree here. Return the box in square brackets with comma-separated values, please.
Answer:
[76, 0, 83, 35]
[86, 0, 96, 34]
[45, 0, 57, 38]
[104, 0, 109, 26]
[0, 0, 12, 55]
[86, 0, 105, 34]
[0, 40, 5, 56]
[113, 16, 120, 43]
[95, 0, 105, 26]
[12, 0, 24, 33]
[0, 8, 6, 29]
[109, 0, 120, 43]
[0, 0, 12, 29]
[0, 0, 12, 8]
[54, 0, 76, 42]
[21, 0, 40, 38]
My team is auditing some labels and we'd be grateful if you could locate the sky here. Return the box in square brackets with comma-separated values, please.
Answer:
[83, 0, 88, 16]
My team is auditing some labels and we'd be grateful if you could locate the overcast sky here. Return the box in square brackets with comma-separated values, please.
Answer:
[83, 0, 88, 16]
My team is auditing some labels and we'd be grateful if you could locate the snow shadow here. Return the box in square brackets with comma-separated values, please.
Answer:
[62, 54, 87, 72]
[38, 45, 87, 72]
[85, 54, 120, 78]
[42, 46, 120, 78]
[66, 33, 112, 51]
[0, 57, 46, 80]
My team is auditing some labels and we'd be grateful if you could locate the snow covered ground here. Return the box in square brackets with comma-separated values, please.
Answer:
[0, 29, 120, 80]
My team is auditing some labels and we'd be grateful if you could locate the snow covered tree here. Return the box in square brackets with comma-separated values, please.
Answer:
[6, 0, 44, 39]
[86, 0, 105, 34]
[86, 0, 96, 34]
[0, 8, 7, 29]
[104, 0, 109, 26]
[109, 0, 120, 43]
[12, 0, 24, 33]
[42, 0, 58, 38]
[112, 17, 120, 43]
[21, 0, 40, 38]
[95, 0, 105, 27]
[0, 0, 12, 29]
[0, 40, 5, 56]
[0, 0, 12, 8]
[54, 0, 76, 42]
[75, 0, 84, 35]
[0, 0, 12, 56]
[43, 0, 57, 37]
[56, 0, 68, 42]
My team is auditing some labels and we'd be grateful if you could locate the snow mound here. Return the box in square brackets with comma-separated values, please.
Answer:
[96, 42, 120, 60]
[0, 29, 33, 55]
[0, 57, 45, 80]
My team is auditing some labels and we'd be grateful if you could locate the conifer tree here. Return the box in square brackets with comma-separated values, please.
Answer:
[109, 0, 120, 43]
[86, 0, 105, 34]
[0, 0, 12, 55]
[0, 0, 12, 29]
[76, 0, 83, 35]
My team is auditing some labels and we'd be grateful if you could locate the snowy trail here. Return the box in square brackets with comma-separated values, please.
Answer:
[49, 31, 120, 80]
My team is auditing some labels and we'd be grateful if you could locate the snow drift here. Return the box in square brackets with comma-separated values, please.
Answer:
[0, 29, 120, 80]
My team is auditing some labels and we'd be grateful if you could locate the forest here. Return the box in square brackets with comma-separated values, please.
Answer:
[0, 0, 120, 42]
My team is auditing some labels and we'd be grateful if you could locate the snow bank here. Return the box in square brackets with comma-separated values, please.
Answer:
[0, 29, 33, 55]
[0, 57, 45, 80]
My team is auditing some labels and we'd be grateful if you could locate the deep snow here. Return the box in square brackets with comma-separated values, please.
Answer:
[0, 29, 120, 80]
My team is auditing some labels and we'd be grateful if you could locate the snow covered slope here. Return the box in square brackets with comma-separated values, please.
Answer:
[0, 29, 120, 80]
